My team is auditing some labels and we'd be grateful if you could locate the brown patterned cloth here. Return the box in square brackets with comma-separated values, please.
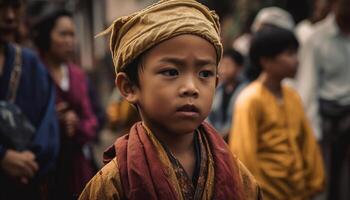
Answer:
[79, 122, 263, 200]
[162, 130, 208, 200]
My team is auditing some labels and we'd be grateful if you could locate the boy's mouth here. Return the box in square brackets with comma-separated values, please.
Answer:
[176, 104, 199, 113]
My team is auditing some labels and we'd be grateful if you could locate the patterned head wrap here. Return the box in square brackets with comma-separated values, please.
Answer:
[98, 0, 222, 73]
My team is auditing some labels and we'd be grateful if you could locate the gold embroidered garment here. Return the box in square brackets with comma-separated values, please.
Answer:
[79, 122, 262, 200]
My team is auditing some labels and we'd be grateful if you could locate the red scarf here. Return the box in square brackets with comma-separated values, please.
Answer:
[103, 122, 243, 199]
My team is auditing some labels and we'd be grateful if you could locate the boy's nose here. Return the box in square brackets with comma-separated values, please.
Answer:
[179, 77, 199, 98]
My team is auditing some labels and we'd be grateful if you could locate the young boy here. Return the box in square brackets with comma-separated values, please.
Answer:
[79, 0, 261, 199]
[229, 25, 325, 200]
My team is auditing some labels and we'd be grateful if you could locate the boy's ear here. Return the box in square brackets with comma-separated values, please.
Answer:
[115, 72, 139, 104]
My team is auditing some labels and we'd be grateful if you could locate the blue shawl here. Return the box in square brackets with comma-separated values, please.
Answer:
[0, 43, 59, 178]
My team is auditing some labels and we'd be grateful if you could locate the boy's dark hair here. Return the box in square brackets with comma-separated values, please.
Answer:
[32, 9, 72, 52]
[248, 25, 299, 81]
[120, 55, 143, 87]
[223, 49, 244, 66]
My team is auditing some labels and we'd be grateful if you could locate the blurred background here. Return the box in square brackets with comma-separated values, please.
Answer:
[3, 0, 349, 199]
[20, 0, 311, 107]
[12, 0, 310, 163]
[17, 0, 329, 180]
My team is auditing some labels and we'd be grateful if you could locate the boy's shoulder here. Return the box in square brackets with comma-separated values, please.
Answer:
[235, 81, 264, 108]
[282, 84, 303, 104]
[79, 158, 123, 200]
[238, 81, 264, 99]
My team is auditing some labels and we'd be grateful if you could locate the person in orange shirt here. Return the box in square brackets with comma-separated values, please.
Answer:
[229, 25, 325, 200]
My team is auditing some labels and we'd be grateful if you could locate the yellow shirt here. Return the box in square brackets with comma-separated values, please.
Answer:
[229, 80, 325, 200]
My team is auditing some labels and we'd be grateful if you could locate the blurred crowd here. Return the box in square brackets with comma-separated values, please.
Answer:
[0, 0, 349, 199]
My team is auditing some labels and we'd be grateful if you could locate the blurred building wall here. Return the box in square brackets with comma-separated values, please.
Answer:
[105, 0, 156, 24]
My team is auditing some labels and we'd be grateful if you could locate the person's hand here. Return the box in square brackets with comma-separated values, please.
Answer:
[64, 110, 79, 137]
[0, 150, 39, 184]
[56, 102, 79, 137]
[56, 102, 69, 120]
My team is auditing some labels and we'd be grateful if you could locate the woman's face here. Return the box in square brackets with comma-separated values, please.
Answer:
[49, 16, 75, 62]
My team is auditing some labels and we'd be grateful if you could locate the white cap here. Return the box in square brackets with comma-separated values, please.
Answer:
[251, 7, 295, 32]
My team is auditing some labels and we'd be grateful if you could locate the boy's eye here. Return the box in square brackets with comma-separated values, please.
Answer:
[160, 69, 179, 77]
[199, 70, 214, 78]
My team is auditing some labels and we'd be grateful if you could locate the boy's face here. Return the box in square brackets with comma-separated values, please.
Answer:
[264, 48, 298, 79]
[133, 34, 217, 136]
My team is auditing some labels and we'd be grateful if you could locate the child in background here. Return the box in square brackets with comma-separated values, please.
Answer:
[208, 49, 244, 139]
[79, 0, 262, 199]
[229, 25, 325, 200]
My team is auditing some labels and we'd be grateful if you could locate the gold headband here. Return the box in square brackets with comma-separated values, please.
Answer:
[98, 0, 223, 73]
